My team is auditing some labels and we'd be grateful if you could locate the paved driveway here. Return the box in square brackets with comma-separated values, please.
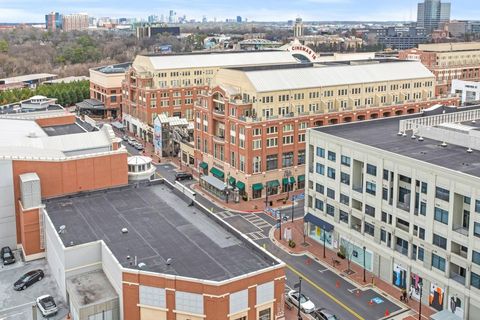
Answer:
[0, 259, 68, 320]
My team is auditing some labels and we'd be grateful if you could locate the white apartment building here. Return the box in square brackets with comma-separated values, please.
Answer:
[305, 105, 480, 320]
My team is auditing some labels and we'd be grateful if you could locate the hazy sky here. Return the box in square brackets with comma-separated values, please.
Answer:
[0, 0, 477, 23]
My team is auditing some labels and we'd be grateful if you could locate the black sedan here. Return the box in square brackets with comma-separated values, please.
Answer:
[1, 246, 15, 265]
[14, 269, 44, 291]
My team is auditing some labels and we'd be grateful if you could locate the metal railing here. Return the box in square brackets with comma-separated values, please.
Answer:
[398, 108, 480, 134]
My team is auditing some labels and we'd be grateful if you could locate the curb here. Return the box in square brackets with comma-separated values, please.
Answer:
[268, 225, 410, 316]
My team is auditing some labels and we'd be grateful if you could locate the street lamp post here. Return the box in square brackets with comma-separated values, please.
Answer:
[279, 209, 282, 240]
[418, 282, 423, 320]
[265, 184, 269, 209]
[297, 277, 303, 320]
[291, 195, 295, 223]
[323, 228, 326, 258]
[363, 246, 366, 282]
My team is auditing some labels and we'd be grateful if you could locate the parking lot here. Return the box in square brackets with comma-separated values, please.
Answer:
[0, 257, 68, 320]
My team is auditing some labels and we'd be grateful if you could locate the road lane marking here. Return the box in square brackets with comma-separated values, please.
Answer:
[286, 264, 365, 320]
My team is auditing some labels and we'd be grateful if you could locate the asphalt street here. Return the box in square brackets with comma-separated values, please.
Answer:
[120, 133, 404, 320]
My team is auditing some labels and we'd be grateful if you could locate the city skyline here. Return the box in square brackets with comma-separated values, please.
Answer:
[0, 0, 478, 23]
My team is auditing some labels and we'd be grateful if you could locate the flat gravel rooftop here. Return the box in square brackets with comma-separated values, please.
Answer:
[315, 106, 480, 178]
[45, 182, 275, 281]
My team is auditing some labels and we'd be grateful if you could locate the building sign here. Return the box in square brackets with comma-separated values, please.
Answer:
[429, 284, 445, 311]
[392, 264, 407, 289]
[448, 294, 464, 318]
[409, 273, 423, 301]
[153, 117, 162, 156]
[287, 44, 318, 61]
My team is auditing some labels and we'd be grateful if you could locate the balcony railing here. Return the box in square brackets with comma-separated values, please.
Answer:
[450, 272, 466, 286]
[453, 225, 469, 236]
[395, 245, 408, 256]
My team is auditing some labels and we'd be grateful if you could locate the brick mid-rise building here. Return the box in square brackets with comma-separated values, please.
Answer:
[193, 61, 458, 202]
[399, 42, 480, 96]
[121, 51, 300, 142]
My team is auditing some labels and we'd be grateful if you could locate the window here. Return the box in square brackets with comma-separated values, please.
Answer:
[435, 187, 450, 201]
[382, 187, 388, 200]
[364, 222, 375, 237]
[433, 234, 447, 249]
[341, 155, 351, 166]
[327, 188, 335, 200]
[316, 163, 325, 175]
[316, 147, 325, 158]
[252, 156, 261, 173]
[282, 152, 294, 167]
[175, 291, 204, 314]
[315, 199, 324, 211]
[419, 202, 427, 216]
[266, 126, 278, 134]
[340, 210, 349, 223]
[471, 272, 480, 289]
[266, 138, 278, 147]
[431, 253, 446, 271]
[421, 182, 428, 194]
[253, 140, 262, 150]
[298, 133, 305, 142]
[366, 182, 376, 196]
[383, 169, 389, 180]
[253, 128, 262, 136]
[366, 164, 377, 176]
[476, 200, 480, 213]
[266, 154, 278, 171]
[283, 124, 293, 132]
[298, 150, 306, 165]
[434, 207, 449, 224]
[283, 136, 294, 145]
[365, 204, 375, 217]
[419, 227, 425, 240]
[418, 247, 424, 261]
[316, 183, 324, 194]
[381, 211, 387, 223]
[327, 167, 336, 180]
[326, 204, 335, 216]
[327, 151, 336, 161]
[473, 251, 480, 265]
[475, 222, 480, 237]
[340, 172, 350, 185]
[340, 194, 349, 205]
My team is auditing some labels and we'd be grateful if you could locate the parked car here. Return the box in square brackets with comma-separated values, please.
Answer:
[127, 137, 137, 145]
[175, 172, 193, 181]
[36, 295, 58, 317]
[1, 246, 15, 265]
[287, 290, 316, 314]
[312, 308, 339, 320]
[134, 143, 144, 151]
[14, 269, 44, 291]
[122, 135, 128, 141]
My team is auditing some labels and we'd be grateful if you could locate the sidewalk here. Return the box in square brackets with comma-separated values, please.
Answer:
[272, 219, 435, 320]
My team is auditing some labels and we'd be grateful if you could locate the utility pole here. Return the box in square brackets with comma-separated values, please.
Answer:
[418, 282, 423, 320]
[279, 209, 282, 240]
[363, 246, 366, 282]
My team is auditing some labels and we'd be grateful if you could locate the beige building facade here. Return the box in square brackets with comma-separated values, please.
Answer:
[193, 61, 458, 202]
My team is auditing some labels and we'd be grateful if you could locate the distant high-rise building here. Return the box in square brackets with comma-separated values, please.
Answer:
[62, 13, 89, 32]
[168, 10, 176, 23]
[417, 0, 451, 33]
[45, 12, 62, 31]
[236, 16, 242, 23]
[148, 15, 158, 23]
[294, 17, 304, 38]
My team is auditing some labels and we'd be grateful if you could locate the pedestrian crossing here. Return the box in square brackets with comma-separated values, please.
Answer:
[243, 214, 272, 229]
[246, 231, 267, 240]
[215, 210, 236, 219]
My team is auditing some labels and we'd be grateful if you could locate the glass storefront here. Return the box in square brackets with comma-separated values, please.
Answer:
[309, 224, 334, 248]
[340, 238, 373, 271]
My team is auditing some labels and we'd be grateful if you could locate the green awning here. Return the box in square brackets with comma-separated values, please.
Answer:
[282, 177, 289, 185]
[210, 167, 224, 179]
[290, 176, 296, 184]
[267, 180, 280, 188]
[298, 175, 305, 182]
[199, 162, 208, 169]
[236, 181, 245, 190]
[252, 183, 263, 191]
[228, 176, 236, 186]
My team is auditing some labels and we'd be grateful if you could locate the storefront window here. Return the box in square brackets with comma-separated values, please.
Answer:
[259, 308, 271, 320]
[309, 225, 333, 248]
